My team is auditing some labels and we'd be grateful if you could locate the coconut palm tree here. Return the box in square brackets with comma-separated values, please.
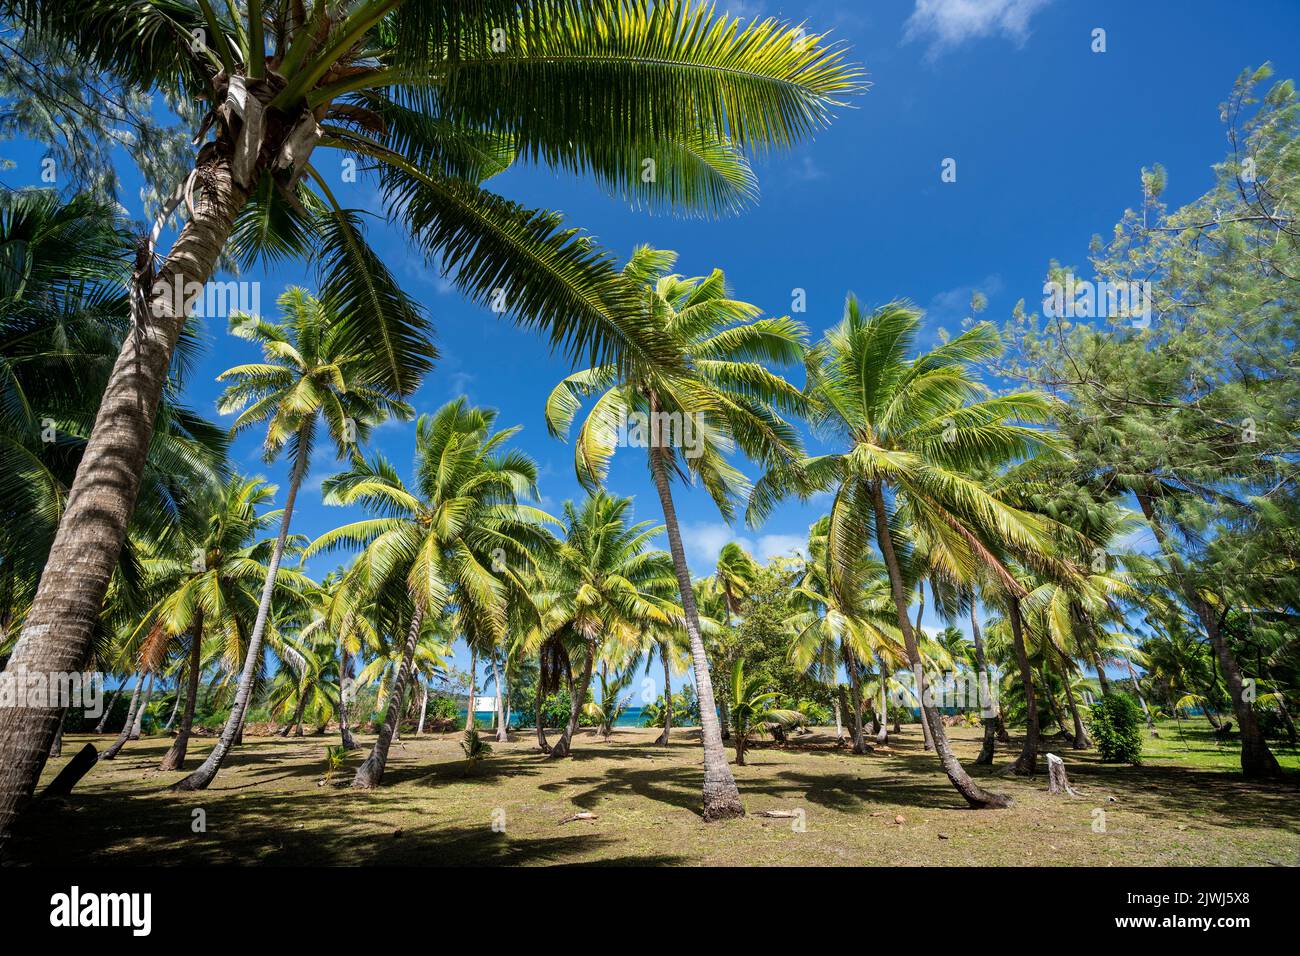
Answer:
[354, 614, 451, 738]
[587, 661, 636, 741]
[727, 658, 802, 766]
[546, 246, 808, 818]
[788, 516, 903, 753]
[750, 298, 1061, 807]
[114, 476, 311, 769]
[0, 1, 861, 843]
[174, 288, 414, 790]
[268, 633, 327, 737]
[304, 398, 551, 787]
[523, 493, 679, 758]
[710, 542, 758, 738]
[640, 620, 690, 745]
[299, 571, 376, 750]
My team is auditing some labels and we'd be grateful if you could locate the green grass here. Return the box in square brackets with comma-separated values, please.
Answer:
[11, 720, 1298, 867]
[1143, 717, 1300, 771]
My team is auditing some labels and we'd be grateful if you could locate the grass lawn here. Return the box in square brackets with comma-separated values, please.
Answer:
[11, 720, 1299, 866]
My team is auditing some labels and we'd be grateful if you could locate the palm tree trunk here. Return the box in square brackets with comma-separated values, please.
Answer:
[870, 482, 1010, 808]
[94, 679, 127, 734]
[1006, 597, 1040, 775]
[0, 158, 252, 844]
[1135, 490, 1279, 777]
[1060, 661, 1091, 749]
[162, 686, 182, 733]
[353, 604, 425, 789]
[129, 672, 154, 739]
[548, 645, 594, 759]
[416, 680, 428, 735]
[464, 647, 477, 732]
[654, 642, 672, 745]
[338, 646, 359, 750]
[173, 434, 309, 791]
[876, 662, 890, 745]
[648, 426, 744, 820]
[160, 614, 204, 770]
[100, 673, 146, 761]
[491, 653, 508, 743]
[914, 583, 934, 751]
[969, 604, 997, 765]
[278, 691, 309, 737]
[833, 696, 844, 742]
[842, 645, 867, 754]
[1091, 647, 1113, 696]
[535, 660, 550, 752]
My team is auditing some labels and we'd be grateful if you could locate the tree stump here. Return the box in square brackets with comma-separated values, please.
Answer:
[1046, 752, 1076, 796]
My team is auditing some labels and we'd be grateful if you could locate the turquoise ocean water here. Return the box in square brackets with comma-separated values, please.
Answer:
[457, 706, 647, 729]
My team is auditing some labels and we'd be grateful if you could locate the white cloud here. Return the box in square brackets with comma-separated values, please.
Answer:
[721, 1, 763, 20]
[903, 0, 1051, 56]
[790, 155, 825, 182]
[679, 522, 738, 571]
[677, 522, 806, 574]
[755, 533, 804, 562]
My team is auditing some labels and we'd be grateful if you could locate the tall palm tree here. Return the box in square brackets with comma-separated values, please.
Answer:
[304, 398, 551, 787]
[174, 287, 414, 790]
[751, 298, 1061, 808]
[523, 493, 678, 758]
[546, 246, 808, 818]
[0, 0, 861, 843]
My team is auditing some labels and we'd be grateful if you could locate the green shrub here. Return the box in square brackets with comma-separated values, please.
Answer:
[1089, 693, 1143, 764]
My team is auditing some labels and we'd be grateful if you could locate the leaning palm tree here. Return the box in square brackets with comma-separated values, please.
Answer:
[304, 398, 552, 787]
[174, 288, 414, 790]
[546, 246, 808, 818]
[0, 0, 861, 842]
[354, 615, 451, 738]
[0, 189, 228, 660]
[750, 298, 1061, 808]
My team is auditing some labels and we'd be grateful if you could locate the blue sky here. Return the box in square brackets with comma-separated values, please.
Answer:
[5, 0, 1299, 687]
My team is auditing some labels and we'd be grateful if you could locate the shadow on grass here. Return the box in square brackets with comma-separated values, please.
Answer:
[9, 785, 685, 866]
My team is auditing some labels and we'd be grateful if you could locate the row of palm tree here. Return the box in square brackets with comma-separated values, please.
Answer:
[0, 2, 1291, 852]
[3, 191, 1290, 847]
[0, 0, 864, 842]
